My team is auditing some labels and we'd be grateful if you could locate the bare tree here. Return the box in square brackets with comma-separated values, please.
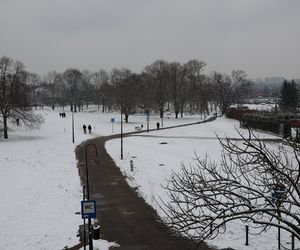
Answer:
[62, 68, 82, 112]
[234, 79, 254, 107]
[0, 56, 43, 139]
[143, 60, 169, 118]
[25, 72, 41, 110]
[111, 68, 139, 123]
[162, 129, 300, 244]
[80, 69, 94, 110]
[92, 70, 109, 112]
[43, 71, 61, 110]
[211, 70, 246, 115]
[184, 59, 206, 114]
[167, 62, 183, 119]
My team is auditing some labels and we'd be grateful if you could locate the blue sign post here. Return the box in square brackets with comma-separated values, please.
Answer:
[81, 200, 96, 219]
[111, 117, 115, 133]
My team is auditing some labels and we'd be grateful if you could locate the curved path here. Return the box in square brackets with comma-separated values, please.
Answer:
[75, 118, 217, 250]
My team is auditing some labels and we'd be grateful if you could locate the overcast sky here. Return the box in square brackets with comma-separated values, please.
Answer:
[0, 0, 299, 79]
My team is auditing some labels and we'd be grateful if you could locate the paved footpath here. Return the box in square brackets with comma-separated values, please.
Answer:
[75, 119, 217, 250]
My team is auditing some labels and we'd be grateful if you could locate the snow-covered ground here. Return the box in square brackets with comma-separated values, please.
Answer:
[106, 116, 300, 250]
[0, 107, 202, 250]
[0, 106, 297, 249]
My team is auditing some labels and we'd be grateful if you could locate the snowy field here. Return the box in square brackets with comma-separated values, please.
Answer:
[0, 106, 297, 250]
[106, 116, 300, 250]
[0, 106, 203, 250]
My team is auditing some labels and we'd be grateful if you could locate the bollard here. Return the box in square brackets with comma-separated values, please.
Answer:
[278, 223, 281, 250]
[93, 225, 100, 240]
[245, 225, 249, 246]
[130, 160, 134, 172]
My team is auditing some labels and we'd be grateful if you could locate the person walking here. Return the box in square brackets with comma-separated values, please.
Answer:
[156, 122, 160, 130]
[83, 124, 87, 134]
[88, 124, 92, 134]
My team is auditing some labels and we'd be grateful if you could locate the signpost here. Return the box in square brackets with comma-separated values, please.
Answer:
[81, 200, 97, 219]
[145, 110, 150, 133]
[111, 117, 115, 133]
[81, 200, 96, 249]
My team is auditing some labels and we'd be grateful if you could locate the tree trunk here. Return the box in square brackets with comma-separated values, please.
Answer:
[189, 103, 193, 114]
[102, 97, 105, 113]
[160, 108, 164, 119]
[180, 106, 184, 118]
[3, 115, 8, 139]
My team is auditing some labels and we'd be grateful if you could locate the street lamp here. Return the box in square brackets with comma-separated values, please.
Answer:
[72, 108, 75, 143]
[83, 185, 86, 250]
[120, 99, 123, 160]
[85, 143, 98, 250]
[145, 110, 150, 133]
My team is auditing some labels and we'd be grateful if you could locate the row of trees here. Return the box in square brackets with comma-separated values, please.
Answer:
[2, 55, 299, 139]
[36, 60, 250, 121]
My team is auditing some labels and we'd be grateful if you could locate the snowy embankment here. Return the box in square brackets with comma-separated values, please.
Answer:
[106, 116, 300, 250]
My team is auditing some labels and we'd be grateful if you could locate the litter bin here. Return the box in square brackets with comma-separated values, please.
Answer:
[93, 225, 100, 240]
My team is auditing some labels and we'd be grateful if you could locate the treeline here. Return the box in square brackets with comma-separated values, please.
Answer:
[43, 61, 250, 122]
[1, 56, 251, 137]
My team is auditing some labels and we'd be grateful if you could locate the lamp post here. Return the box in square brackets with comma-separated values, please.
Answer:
[83, 185, 86, 250]
[72, 108, 75, 143]
[121, 99, 123, 160]
[85, 143, 98, 250]
[146, 110, 150, 133]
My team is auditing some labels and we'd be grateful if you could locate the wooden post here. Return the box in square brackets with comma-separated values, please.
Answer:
[245, 225, 249, 246]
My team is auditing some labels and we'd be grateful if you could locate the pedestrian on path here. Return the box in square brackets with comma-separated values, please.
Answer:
[156, 122, 160, 130]
[83, 124, 87, 134]
[88, 124, 92, 134]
